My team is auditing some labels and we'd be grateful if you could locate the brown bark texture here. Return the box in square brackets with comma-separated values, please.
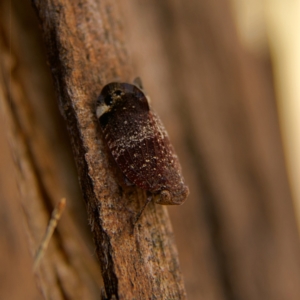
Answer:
[1, 1, 103, 299]
[30, 0, 186, 299]
[1, 0, 300, 300]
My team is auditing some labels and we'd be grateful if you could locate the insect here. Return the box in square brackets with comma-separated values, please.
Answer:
[96, 79, 189, 222]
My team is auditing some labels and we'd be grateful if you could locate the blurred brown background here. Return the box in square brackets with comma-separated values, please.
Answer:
[1, 0, 300, 299]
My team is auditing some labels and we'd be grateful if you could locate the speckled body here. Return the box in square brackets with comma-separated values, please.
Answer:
[96, 82, 189, 205]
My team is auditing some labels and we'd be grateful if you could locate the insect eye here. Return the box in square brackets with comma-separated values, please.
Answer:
[114, 90, 122, 96]
[99, 113, 110, 127]
[104, 95, 113, 106]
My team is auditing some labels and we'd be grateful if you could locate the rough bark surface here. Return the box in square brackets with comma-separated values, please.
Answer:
[1, 1, 103, 299]
[30, 0, 187, 299]
[122, 1, 300, 299]
[2, 0, 300, 300]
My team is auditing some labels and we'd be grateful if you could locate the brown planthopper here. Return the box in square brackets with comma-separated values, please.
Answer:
[96, 79, 189, 223]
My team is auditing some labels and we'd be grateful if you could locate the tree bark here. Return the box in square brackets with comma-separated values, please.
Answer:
[2, 0, 300, 300]
[1, 1, 103, 299]
[122, 1, 300, 299]
[29, 0, 187, 299]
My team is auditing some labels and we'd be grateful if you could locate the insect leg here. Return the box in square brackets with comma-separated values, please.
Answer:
[134, 191, 153, 225]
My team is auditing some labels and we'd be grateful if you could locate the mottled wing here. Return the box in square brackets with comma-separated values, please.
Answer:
[98, 82, 188, 205]
[103, 103, 160, 191]
[104, 108, 184, 196]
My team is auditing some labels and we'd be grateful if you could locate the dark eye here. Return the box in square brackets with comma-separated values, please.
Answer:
[99, 112, 110, 127]
[104, 95, 113, 106]
[114, 90, 122, 96]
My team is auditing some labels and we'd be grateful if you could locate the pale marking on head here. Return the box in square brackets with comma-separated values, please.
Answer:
[96, 104, 109, 118]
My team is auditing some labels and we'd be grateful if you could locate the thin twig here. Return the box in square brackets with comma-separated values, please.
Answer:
[33, 198, 66, 270]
